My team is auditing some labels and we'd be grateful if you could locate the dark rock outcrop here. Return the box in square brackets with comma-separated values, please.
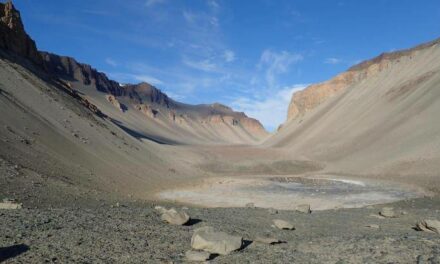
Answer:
[0, 2, 42, 65]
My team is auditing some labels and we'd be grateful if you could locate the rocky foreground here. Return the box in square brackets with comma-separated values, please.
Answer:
[1, 198, 440, 263]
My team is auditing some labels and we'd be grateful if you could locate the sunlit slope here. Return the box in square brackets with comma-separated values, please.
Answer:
[267, 39, 440, 181]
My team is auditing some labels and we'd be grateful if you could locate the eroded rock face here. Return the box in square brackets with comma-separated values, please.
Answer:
[191, 226, 243, 255]
[135, 104, 159, 118]
[286, 38, 440, 121]
[106, 95, 123, 112]
[0, 2, 42, 65]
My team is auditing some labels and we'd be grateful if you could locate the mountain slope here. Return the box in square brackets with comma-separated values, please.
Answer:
[0, 2, 267, 146]
[39, 52, 267, 145]
[266, 38, 440, 189]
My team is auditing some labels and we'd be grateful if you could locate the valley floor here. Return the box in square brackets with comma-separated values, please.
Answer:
[1, 198, 440, 263]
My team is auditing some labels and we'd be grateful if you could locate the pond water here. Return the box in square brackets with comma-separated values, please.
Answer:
[159, 176, 423, 210]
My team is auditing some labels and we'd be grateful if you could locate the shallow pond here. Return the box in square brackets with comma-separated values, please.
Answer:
[159, 176, 423, 210]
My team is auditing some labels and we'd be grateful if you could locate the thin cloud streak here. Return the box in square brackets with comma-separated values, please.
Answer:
[258, 50, 303, 89]
[145, 0, 166, 8]
[324, 57, 342, 64]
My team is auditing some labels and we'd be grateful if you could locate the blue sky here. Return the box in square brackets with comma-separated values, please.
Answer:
[13, 0, 440, 131]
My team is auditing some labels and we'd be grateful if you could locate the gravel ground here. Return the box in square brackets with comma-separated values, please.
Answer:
[1, 198, 440, 263]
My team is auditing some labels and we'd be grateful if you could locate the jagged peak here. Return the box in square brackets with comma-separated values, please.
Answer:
[0, 0, 42, 65]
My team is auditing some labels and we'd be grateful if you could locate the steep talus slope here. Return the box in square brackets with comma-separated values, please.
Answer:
[41, 51, 267, 145]
[287, 38, 440, 121]
[267, 39, 440, 191]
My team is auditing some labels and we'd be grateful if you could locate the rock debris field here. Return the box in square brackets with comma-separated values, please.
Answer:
[1, 197, 440, 263]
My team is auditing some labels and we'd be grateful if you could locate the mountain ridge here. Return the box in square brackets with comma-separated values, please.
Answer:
[286, 36, 440, 123]
[0, 1, 267, 144]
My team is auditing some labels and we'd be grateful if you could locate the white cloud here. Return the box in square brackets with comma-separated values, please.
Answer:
[133, 74, 164, 85]
[223, 50, 235, 62]
[182, 57, 217, 72]
[164, 90, 185, 100]
[183, 10, 196, 23]
[258, 50, 303, 89]
[208, 0, 219, 9]
[145, 0, 166, 7]
[210, 16, 219, 27]
[324, 57, 342, 64]
[231, 84, 308, 131]
[105, 58, 117, 67]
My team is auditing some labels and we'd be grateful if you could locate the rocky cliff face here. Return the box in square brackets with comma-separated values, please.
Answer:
[287, 38, 440, 121]
[41, 52, 122, 95]
[0, 2, 42, 65]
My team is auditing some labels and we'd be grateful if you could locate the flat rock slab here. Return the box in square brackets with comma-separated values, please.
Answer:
[0, 201, 22, 209]
[273, 219, 295, 230]
[185, 250, 211, 261]
[191, 226, 243, 255]
[415, 220, 440, 234]
[161, 208, 190, 225]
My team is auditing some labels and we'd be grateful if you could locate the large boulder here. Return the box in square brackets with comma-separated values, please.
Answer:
[161, 208, 190, 225]
[415, 220, 440, 234]
[191, 226, 243, 255]
[273, 219, 295, 230]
